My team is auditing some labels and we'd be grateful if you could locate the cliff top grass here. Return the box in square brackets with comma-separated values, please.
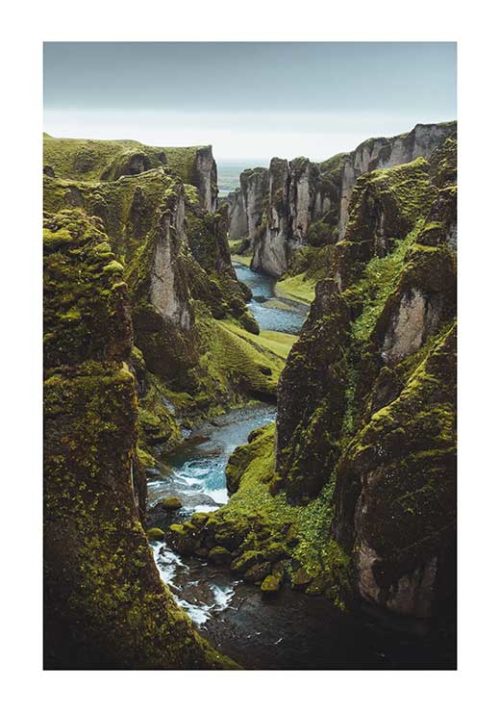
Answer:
[43, 134, 210, 184]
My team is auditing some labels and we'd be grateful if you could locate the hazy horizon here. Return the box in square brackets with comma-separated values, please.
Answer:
[44, 42, 456, 162]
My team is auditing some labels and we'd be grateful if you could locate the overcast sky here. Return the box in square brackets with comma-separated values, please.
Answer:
[44, 42, 456, 162]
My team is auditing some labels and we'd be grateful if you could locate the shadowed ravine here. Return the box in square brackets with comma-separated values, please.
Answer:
[146, 263, 454, 670]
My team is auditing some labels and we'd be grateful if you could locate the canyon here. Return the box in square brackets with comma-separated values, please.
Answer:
[43, 121, 456, 669]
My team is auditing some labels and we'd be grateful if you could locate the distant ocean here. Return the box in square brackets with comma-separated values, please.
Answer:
[217, 160, 267, 197]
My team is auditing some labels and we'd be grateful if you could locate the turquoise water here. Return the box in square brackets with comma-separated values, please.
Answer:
[233, 262, 309, 334]
[147, 265, 298, 625]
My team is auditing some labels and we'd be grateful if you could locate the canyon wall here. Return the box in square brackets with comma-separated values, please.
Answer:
[43, 208, 230, 669]
[228, 121, 456, 277]
[42, 134, 281, 668]
[276, 138, 457, 619]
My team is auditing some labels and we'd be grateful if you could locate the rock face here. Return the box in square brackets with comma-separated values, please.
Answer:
[230, 159, 336, 277]
[273, 137, 457, 621]
[194, 146, 218, 212]
[127, 182, 199, 389]
[43, 208, 229, 669]
[275, 278, 351, 501]
[337, 121, 457, 236]
[227, 122, 456, 276]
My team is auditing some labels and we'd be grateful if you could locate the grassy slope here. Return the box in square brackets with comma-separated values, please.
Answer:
[221, 321, 297, 360]
[275, 274, 316, 304]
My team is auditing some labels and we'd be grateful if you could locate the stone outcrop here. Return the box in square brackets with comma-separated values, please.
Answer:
[227, 121, 456, 277]
[43, 208, 231, 669]
[274, 278, 351, 501]
[43, 136, 263, 459]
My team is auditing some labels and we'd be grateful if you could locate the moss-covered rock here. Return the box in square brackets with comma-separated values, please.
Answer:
[43, 208, 232, 669]
[159, 497, 183, 511]
[334, 323, 456, 618]
[275, 278, 352, 502]
[208, 546, 233, 566]
[260, 571, 283, 594]
[147, 527, 166, 540]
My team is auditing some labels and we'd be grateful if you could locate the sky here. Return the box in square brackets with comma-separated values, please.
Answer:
[44, 42, 456, 163]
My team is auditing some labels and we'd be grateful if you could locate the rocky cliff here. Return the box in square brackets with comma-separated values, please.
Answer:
[276, 137, 457, 619]
[43, 141, 270, 456]
[43, 208, 231, 669]
[173, 136, 457, 627]
[42, 134, 294, 668]
[228, 122, 456, 277]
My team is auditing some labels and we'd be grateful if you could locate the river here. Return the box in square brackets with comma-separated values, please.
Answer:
[146, 261, 454, 669]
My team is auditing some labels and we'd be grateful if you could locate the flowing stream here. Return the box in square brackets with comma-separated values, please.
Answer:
[147, 261, 453, 669]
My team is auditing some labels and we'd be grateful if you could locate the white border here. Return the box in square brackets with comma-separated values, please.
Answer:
[2, 1, 498, 709]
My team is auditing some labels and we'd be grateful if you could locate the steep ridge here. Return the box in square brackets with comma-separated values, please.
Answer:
[44, 137, 287, 464]
[227, 121, 456, 278]
[172, 137, 457, 626]
[43, 208, 232, 669]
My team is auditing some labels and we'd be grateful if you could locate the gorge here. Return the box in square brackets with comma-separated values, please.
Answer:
[43, 120, 457, 669]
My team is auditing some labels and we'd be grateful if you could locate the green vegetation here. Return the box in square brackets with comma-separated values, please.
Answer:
[195, 313, 286, 401]
[169, 424, 349, 604]
[43, 134, 208, 184]
[221, 321, 297, 360]
[275, 273, 317, 304]
[43, 206, 232, 669]
[276, 244, 336, 304]
[347, 219, 424, 343]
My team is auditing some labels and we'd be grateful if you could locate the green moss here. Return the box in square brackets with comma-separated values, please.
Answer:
[347, 219, 424, 344]
[147, 527, 166, 540]
[275, 274, 317, 304]
[172, 423, 349, 607]
[260, 571, 283, 594]
[103, 260, 124, 274]
[159, 496, 183, 510]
